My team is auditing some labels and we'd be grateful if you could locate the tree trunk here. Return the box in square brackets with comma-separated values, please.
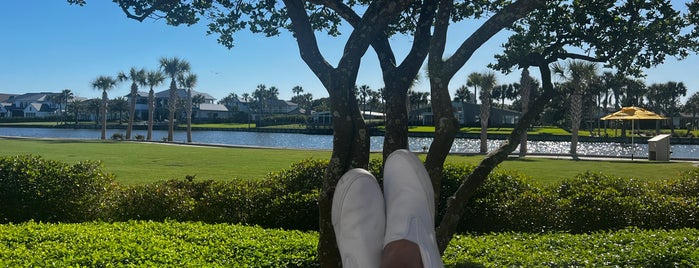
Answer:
[168, 80, 176, 142]
[435, 56, 555, 252]
[127, 83, 137, 140]
[187, 88, 193, 143]
[479, 90, 491, 154]
[147, 88, 155, 141]
[101, 91, 107, 140]
[570, 90, 582, 157]
[519, 68, 531, 157]
[281, 1, 412, 266]
[383, 82, 410, 160]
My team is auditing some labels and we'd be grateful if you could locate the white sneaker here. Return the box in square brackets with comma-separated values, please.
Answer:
[332, 168, 386, 268]
[383, 149, 444, 268]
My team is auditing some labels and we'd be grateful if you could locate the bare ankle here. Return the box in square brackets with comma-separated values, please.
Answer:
[381, 239, 423, 268]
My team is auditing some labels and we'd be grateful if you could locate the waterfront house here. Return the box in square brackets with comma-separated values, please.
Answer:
[196, 103, 230, 120]
[0, 102, 10, 118]
[3, 92, 61, 118]
[135, 89, 221, 122]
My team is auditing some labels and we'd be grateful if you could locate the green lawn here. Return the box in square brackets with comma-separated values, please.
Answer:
[1, 138, 695, 185]
[0, 138, 330, 184]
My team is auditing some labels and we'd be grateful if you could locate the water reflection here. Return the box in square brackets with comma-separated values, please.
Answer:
[1, 127, 696, 159]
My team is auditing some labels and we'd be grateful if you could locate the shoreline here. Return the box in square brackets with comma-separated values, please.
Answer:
[3, 123, 699, 145]
[3, 135, 698, 163]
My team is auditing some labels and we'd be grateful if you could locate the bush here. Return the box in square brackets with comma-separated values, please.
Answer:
[110, 132, 124, 140]
[0, 155, 114, 223]
[457, 169, 558, 233]
[555, 172, 647, 232]
[4, 154, 698, 234]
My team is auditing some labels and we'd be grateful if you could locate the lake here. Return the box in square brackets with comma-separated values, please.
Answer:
[1, 127, 697, 159]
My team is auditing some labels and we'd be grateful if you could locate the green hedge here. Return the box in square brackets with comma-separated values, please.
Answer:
[0, 221, 697, 267]
[1, 155, 698, 234]
[0, 155, 114, 223]
[0, 221, 318, 267]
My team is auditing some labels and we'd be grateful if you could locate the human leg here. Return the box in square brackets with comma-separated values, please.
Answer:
[382, 149, 444, 268]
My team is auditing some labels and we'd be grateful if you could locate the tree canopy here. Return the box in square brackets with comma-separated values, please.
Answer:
[69, 1, 699, 266]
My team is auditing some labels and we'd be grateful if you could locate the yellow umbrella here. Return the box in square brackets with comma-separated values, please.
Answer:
[601, 106, 668, 154]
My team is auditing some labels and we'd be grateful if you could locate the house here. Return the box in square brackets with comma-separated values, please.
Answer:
[22, 103, 57, 117]
[3, 92, 61, 118]
[258, 99, 301, 114]
[220, 97, 252, 114]
[451, 101, 521, 126]
[125, 91, 150, 121]
[133, 88, 220, 122]
[0, 102, 10, 118]
[196, 103, 230, 120]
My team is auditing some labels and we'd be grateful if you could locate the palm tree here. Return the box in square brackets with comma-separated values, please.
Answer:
[467, 72, 483, 105]
[358, 85, 370, 115]
[683, 92, 699, 136]
[91, 75, 119, 140]
[553, 60, 598, 158]
[58, 89, 73, 125]
[67, 97, 84, 126]
[110, 97, 129, 125]
[86, 98, 101, 125]
[46, 93, 63, 125]
[118, 67, 147, 140]
[179, 73, 198, 143]
[159, 57, 191, 141]
[292, 86, 304, 97]
[145, 70, 165, 141]
[478, 72, 497, 153]
[454, 85, 471, 103]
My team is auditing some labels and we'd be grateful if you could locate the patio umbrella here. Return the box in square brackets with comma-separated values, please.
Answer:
[601, 106, 668, 154]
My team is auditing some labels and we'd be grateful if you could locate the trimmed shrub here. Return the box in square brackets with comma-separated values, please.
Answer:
[0, 155, 114, 223]
[555, 172, 647, 232]
[4, 154, 698, 234]
[458, 169, 557, 233]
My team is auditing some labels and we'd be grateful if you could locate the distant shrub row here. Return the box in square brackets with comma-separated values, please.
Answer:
[1, 154, 697, 233]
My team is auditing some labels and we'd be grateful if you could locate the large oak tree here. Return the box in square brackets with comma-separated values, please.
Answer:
[69, 0, 698, 266]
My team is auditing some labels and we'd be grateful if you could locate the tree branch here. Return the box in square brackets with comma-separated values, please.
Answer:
[443, 0, 546, 77]
[283, 0, 335, 88]
[435, 53, 556, 252]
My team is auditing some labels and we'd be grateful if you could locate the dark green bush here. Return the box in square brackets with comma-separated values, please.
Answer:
[0, 155, 114, 223]
[4, 154, 698, 234]
[457, 169, 558, 233]
[555, 172, 647, 232]
[658, 169, 699, 197]
[103, 180, 205, 221]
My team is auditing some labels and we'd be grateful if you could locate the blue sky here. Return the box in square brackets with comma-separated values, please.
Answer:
[1, 1, 698, 102]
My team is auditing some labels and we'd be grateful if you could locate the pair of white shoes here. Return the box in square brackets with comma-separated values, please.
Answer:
[331, 149, 444, 268]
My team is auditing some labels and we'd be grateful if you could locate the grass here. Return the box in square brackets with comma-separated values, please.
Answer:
[1, 138, 695, 185]
[443, 155, 695, 185]
[0, 138, 330, 184]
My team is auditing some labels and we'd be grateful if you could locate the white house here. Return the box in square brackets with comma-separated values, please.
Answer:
[0, 103, 10, 118]
[22, 103, 56, 117]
